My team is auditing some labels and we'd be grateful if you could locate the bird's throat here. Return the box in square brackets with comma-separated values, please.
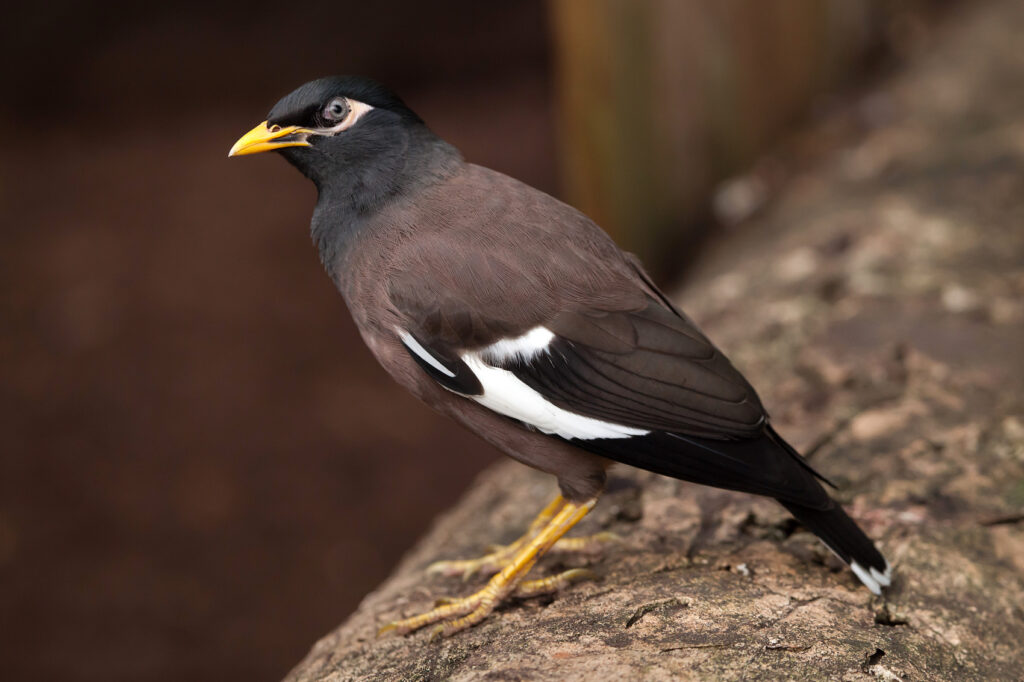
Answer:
[306, 131, 462, 280]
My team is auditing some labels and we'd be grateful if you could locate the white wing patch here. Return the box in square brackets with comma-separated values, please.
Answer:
[397, 326, 647, 440]
[481, 326, 555, 364]
[466, 327, 646, 440]
[462, 356, 648, 440]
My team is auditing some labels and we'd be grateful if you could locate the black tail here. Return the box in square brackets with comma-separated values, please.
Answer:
[573, 425, 891, 593]
[779, 499, 891, 594]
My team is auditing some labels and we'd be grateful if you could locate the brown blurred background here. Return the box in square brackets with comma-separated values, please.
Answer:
[0, 1, 942, 680]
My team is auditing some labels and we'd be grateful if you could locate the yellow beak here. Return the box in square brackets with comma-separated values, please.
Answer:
[228, 121, 314, 157]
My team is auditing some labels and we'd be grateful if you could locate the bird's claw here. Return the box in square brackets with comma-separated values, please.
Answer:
[378, 567, 599, 639]
[513, 567, 598, 598]
[425, 542, 522, 580]
[425, 531, 619, 581]
[552, 531, 622, 555]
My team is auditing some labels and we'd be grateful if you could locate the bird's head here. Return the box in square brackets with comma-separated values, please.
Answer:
[229, 76, 433, 189]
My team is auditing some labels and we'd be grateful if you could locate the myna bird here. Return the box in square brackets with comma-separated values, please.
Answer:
[230, 76, 891, 637]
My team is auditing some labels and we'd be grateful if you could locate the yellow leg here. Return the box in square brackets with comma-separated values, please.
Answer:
[427, 495, 619, 579]
[426, 495, 566, 578]
[379, 497, 597, 638]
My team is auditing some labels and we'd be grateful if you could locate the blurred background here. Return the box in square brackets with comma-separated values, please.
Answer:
[0, 1, 948, 680]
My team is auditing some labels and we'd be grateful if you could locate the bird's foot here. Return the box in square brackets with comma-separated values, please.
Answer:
[426, 531, 620, 579]
[426, 539, 525, 580]
[425, 494, 617, 580]
[379, 497, 596, 638]
[552, 531, 621, 556]
[433, 568, 597, 604]
[512, 567, 597, 598]
[379, 567, 596, 639]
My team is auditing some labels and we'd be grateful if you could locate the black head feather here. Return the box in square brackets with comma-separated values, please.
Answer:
[260, 77, 460, 273]
[267, 75, 423, 128]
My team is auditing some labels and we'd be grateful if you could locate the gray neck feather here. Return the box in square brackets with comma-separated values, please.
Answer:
[299, 127, 461, 279]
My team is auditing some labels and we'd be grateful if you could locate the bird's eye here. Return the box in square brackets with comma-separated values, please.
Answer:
[323, 97, 350, 122]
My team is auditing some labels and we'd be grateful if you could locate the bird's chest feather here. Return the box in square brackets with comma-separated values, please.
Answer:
[324, 228, 444, 405]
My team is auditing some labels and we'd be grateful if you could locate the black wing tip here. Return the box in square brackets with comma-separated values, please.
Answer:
[574, 430, 834, 509]
[765, 425, 838, 490]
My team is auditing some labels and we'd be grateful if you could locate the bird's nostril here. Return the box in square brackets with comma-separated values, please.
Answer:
[269, 124, 281, 133]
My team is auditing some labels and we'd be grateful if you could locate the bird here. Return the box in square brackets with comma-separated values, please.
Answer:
[229, 75, 891, 638]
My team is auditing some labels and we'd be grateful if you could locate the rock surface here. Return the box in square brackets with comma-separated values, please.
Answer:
[286, 2, 1024, 679]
